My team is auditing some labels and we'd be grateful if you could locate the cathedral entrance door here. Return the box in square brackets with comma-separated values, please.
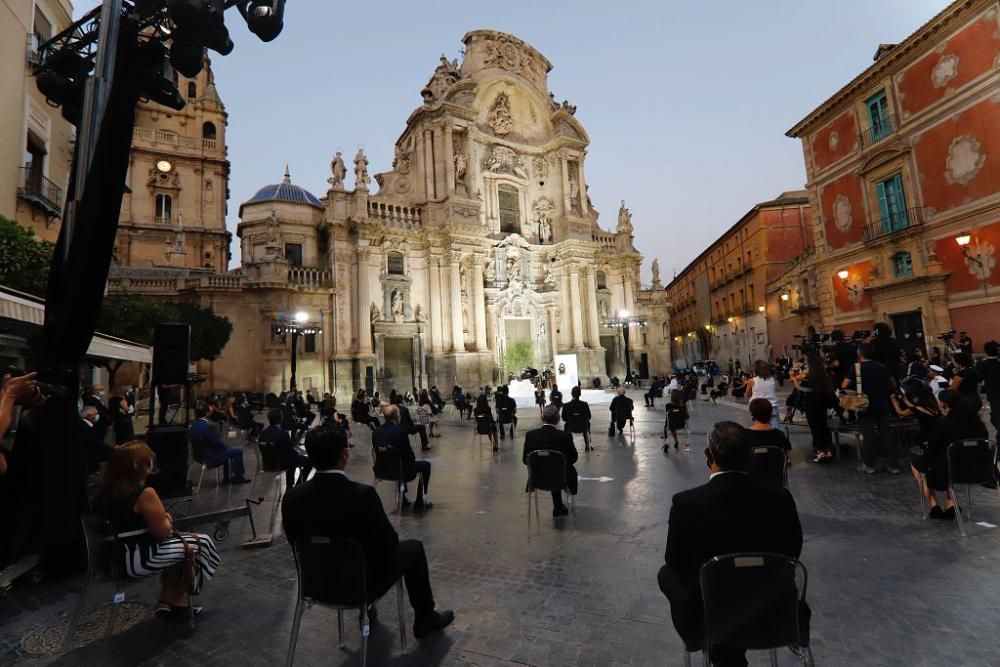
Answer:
[502, 318, 533, 378]
[382, 337, 415, 393]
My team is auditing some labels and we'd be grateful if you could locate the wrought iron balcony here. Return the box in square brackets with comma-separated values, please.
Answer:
[862, 207, 924, 242]
[858, 113, 898, 149]
[17, 166, 62, 217]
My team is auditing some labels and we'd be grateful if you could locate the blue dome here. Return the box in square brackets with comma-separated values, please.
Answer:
[242, 167, 323, 211]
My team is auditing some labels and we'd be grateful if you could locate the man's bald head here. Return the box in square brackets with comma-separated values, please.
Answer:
[383, 404, 400, 424]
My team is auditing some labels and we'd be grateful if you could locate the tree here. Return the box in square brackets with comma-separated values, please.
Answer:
[504, 340, 534, 373]
[0, 216, 54, 296]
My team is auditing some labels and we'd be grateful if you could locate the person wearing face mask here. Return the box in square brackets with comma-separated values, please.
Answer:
[79, 405, 112, 470]
[82, 384, 111, 441]
[657, 421, 808, 666]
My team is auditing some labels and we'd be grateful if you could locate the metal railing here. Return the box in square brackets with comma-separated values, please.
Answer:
[153, 215, 172, 224]
[858, 113, 898, 149]
[862, 207, 924, 242]
[17, 166, 63, 217]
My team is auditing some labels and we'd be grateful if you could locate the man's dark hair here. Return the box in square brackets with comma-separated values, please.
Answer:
[748, 398, 772, 424]
[195, 406, 209, 419]
[303, 424, 348, 469]
[708, 421, 751, 471]
[267, 408, 282, 426]
[571, 386, 581, 398]
[830, 329, 845, 342]
[858, 342, 875, 360]
[985, 340, 999, 357]
[542, 404, 560, 425]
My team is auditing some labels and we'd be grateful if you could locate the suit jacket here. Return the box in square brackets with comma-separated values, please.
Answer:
[189, 418, 229, 465]
[496, 395, 517, 423]
[372, 422, 417, 479]
[522, 425, 578, 471]
[82, 395, 110, 438]
[662, 472, 803, 646]
[398, 404, 417, 429]
[610, 395, 634, 421]
[258, 424, 297, 470]
[281, 472, 399, 590]
[561, 399, 591, 433]
[78, 419, 111, 467]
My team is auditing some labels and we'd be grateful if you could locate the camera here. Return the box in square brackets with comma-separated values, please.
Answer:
[938, 330, 956, 343]
[852, 330, 871, 340]
[4, 366, 60, 398]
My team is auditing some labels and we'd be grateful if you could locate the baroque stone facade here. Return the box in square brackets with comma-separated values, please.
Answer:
[110, 31, 670, 395]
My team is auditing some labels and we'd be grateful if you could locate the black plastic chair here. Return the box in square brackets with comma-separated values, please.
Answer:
[285, 537, 406, 667]
[747, 446, 788, 489]
[190, 435, 225, 493]
[371, 445, 420, 513]
[689, 553, 813, 667]
[525, 450, 573, 533]
[947, 439, 997, 537]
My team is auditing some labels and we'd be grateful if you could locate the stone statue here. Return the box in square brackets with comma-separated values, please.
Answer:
[328, 151, 346, 190]
[651, 259, 661, 284]
[391, 289, 405, 321]
[461, 293, 470, 333]
[414, 304, 427, 322]
[370, 303, 381, 322]
[541, 260, 553, 285]
[354, 148, 369, 188]
[618, 200, 633, 230]
[599, 300, 608, 319]
[393, 144, 411, 174]
[488, 92, 514, 135]
[506, 254, 522, 282]
[454, 151, 467, 184]
[262, 208, 282, 259]
[533, 197, 555, 243]
[485, 256, 496, 282]
[568, 176, 580, 207]
[539, 218, 552, 244]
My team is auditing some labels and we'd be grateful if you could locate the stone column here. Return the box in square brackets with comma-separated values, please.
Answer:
[569, 268, 585, 350]
[429, 256, 443, 352]
[423, 128, 435, 201]
[578, 158, 588, 215]
[560, 155, 572, 214]
[374, 333, 385, 387]
[449, 253, 464, 352]
[548, 307, 560, 359]
[487, 304, 498, 356]
[473, 256, 488, 352]
[416, 131, 427, 200]
[434, 126, 447, 199]
[357, 247, 373, 355]
[443, 125, 455, 195]
[585, 268, 601, 347]
[559, 269, 571, 350]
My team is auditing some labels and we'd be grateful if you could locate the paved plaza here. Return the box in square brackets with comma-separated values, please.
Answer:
[3, 391, 1000, 666]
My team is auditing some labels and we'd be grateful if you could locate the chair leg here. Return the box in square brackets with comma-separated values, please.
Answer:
[966, 485, 973, 521]
[361, 625, 369, 667]
[769, 648, 779, 666]
[337, 609, 345, 649]
[683, 651, 692, 667]
[284, 599, 304, 667]
[527, 491, 532, 534]
[534, 490, 540, 529]
[396, 579, 407, 651]
[63, 579, 91, 651]
[196, 464, 206, 494]
[950, 485, 968, 537]
[917, 473, 927, 518]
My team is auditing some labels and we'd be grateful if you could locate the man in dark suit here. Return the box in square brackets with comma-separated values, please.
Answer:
[561, 386, 592, 452]
[259, 408, 311, 487]
[495, 386, 518, 441]
[522, 405, 578, 517]
[393, 395, 430, 451]
[189, 405, 251, 484]
[658, 421, 807, 666]
[281, 423, 454, 639]
[78, 405, 112, 470]
[82, 384, 111, 441]
[374, 405, 432, 509]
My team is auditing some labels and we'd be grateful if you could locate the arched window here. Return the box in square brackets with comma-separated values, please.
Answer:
[187, 82, 197, 98]
[387, 251, 405, 275]
[596, 271, 607, 289]
[202, 122, 216, 140]
[154, 194, 172, 222]
[497, 184, 519, 233]
[893, 251, 912, 277]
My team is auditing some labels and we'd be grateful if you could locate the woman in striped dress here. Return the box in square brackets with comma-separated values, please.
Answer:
[95, 442, 221, 616]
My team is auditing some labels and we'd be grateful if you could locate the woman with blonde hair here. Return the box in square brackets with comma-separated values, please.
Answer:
[94, 441, 221, 617]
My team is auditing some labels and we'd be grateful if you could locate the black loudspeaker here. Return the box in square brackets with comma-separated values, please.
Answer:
[146, 426, 192, 500]
[365, 365, 375, 395]
[153, 322, 191, 385]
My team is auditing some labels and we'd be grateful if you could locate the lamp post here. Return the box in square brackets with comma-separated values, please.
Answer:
[605, 309, 647, 383]
[956, 233, 989, 297]
[273, 311, 322, 393]
[757, 304, 766, 362]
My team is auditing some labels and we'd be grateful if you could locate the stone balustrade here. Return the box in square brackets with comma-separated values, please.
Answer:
[133, 127, 221, 152]
[288, 267, 334, 288]
[367, 199, 422, 228]
[592, 232, 616, 250]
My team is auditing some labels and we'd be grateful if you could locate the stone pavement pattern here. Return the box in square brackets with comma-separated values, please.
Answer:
[3, 391, 1000, 666]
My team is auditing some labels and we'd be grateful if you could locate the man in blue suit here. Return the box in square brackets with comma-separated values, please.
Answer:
[190, 405, 250, 484]
[373, 405, 432, 509]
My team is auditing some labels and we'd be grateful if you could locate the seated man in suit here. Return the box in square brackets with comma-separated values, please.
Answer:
[657, 421, 807, 666]
[495, 386, 518, 441]
[392, 395, 430, 451]
[259, 408, 311, 487]
[561, 386, 592, 452]
[281, 423, 454, 638]
[79, 405, 112, 471]
[609, 386, 634, 435]
[189, 405, 251, 484]
[522, 405, 579, 517]
[374, 405, 432, 509]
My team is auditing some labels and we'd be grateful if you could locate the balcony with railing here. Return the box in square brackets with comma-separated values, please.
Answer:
[153, 215, 172, 225]
[592, 231, 616, 250]
[858, 113, 898, 150]
[367, 199, 421, 228]
[862, 207, 924, 243]
[132, 127, 221, 153]
[288, 267, 334, 289]
[17, 166, 63, 217]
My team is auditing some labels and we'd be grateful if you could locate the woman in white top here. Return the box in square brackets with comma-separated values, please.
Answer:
[745, 360, 780, 429]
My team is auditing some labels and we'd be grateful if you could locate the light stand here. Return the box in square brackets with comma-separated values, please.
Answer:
[604, 310, 647, 383]
[274, 312, 322, 394]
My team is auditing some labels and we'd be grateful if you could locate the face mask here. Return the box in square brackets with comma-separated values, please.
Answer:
[92, 414, 100, 423]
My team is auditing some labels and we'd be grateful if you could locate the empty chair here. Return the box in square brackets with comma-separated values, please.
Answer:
[747, 446, 788, 489]
[690, 553, 813, 667]
[947, 439, 997, 537]
[285, 536, 406, 667]
[525, 450, 573, 532]
[371, 445, 421, 513]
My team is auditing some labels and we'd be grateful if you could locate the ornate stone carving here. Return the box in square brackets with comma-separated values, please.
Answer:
[560, 100, 577, 115]
[461, 292, 470, 333]
[617, 200, 633, 232]
[414, 304, 427, 322]
[485, 255, 497, 281]
[481, 36, 544, 85]
[484, 145, 527, 178]
[532, 197, 555, 242]
[931, 54, 959, 89]
[532, 155, 550, 178]
[393, 145, 411, 174]
[487, 92, 514, 135]
[833, 194, 853, 233]
[354, 148, 369, 188]
[421, 55, 460, 104]
[945, 135, 985, 185]
[328, 151, 346, 191]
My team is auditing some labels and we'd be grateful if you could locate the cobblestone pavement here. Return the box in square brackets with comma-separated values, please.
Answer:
[4, 391, 1000, 666]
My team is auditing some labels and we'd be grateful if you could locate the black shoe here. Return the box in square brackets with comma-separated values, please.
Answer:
[401, 496, 412, 508]
[552, 505, 569, 518]
[229, 476, 252, 485]
[941, 506, 956, 520]
[929, 505, 944, 519]
[413, 609, 455, 639]
[661, 444, 669, 454]
[414, 499, 433, 511]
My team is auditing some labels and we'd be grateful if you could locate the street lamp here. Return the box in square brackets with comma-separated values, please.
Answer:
[837, 269, 860, 295]
[956, 232, 989, 296]
[604, 309, 647, 383]
[274, 311, 322, 393]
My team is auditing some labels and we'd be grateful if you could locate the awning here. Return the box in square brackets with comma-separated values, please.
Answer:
[0, 286, 152, 364]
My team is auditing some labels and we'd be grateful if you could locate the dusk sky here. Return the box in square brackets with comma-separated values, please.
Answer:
[80, 0, 949, 281]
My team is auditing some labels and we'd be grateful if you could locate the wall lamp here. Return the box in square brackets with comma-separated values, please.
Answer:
[780, 292, 790, 302]
[956, 232, 989, 297]
[837, 269, 860, 295]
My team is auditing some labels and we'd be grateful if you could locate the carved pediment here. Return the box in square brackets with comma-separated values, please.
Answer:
[858, 143, 909, 174]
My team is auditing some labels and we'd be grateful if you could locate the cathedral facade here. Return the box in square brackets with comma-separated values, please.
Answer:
[109, 31, 670, 395]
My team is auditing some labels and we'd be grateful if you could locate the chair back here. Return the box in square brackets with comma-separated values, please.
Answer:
[747, 446, 788, 489]
[700, 553, 806, 652]
[80, 513, 119, 581]
[292, 536, 368, 608]
[372, 445, 403, 482]
[190, 435, 212, 465]
[475, 412, 493, 434]
[947, 439, 994, 486]
[526, 450, 567, 492]
[497, 402, 513, 424]
[256, 438, 283, 473]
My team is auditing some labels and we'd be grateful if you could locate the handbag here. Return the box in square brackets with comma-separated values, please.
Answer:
[173, 531, 203, 594]
[839, 362, 870, 413]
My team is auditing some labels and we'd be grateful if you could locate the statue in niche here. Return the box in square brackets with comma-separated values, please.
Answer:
[568, 175, 580, 208]
[539, 218, 552, 244]
[354, 148, 369, 188]
[328, 151, 346, 190]
[414, 304, 427, 322]
[541, 259, 553, 285]
[651, 259, 661, 285]
[459, 261, 468, 289]
[484, 255, 497, 282]
[599, 300, 609, 319]
[506, 253, 522, 282]
[454, 151, 467, 185]
[461, 292, 470, 333]
[391, 289, 405, 322]
[370, 303, 381, 323]
[533, 197, 555, 243]
[488, 92, 514, 135]
[618, 200, 633, 231]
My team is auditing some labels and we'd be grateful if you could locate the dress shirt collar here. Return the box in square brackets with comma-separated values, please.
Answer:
[709, 470, 745, 481]
[315, 469, 347, 477]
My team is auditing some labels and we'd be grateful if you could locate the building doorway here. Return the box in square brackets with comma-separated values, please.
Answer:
[501, 318, 532, 377]
[382, 337, 414, 392]
[891, 311, 925, 357]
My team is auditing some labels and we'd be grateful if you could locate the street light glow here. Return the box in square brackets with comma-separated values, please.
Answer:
[837, 269, 849, 281]
[618, 309, 630, 319]
[758, 305, 765, 313]
[294, 310, 308, 322]
[955, 233, 972, 247]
